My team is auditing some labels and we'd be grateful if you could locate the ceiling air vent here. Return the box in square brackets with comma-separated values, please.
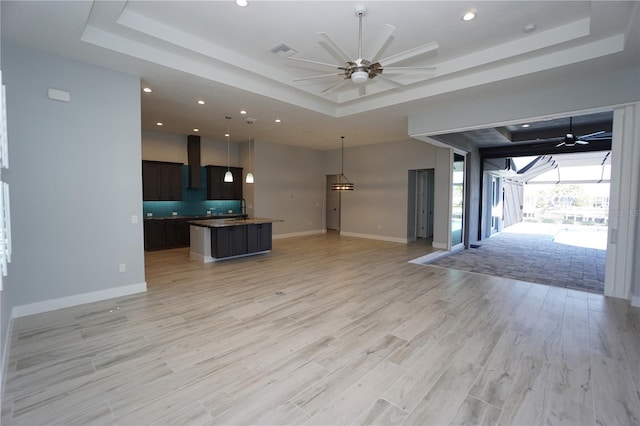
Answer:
[270, 43, 297, 57]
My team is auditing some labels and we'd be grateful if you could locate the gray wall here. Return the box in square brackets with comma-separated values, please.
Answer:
[142, 129, 240, 166]
[1, 44, 144, 312]
[253, 140, 325, 235]
[325, 138, 450, 245]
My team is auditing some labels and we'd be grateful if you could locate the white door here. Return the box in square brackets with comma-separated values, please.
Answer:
[326, 175, 340, 230]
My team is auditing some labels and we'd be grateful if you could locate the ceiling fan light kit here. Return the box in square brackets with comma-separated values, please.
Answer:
[351, 70, 369, 84]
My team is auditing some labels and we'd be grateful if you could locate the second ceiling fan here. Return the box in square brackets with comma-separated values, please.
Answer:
[287, 6, 438, 96]
[553, 117, 607, 147]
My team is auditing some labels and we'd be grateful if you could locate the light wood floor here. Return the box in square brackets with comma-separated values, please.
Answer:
[2, 232, 639, 425]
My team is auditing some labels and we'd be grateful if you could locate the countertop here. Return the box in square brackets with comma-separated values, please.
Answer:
[145, 214, 246, 221]
[189, 217, 282, 228]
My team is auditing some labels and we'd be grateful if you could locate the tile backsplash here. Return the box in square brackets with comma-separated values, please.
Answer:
[143, 166, 242, 218]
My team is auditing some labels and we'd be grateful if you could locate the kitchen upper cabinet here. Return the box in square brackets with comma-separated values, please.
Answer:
[206, 165, 243, 200]
[142, 161, 183, 201]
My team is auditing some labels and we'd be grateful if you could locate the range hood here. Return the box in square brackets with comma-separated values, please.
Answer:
[187, 135, 201, 189]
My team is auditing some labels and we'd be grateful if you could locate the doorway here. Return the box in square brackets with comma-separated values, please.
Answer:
[326, 174, 341, 231]
[417, 169, 435, 239]
[408, 169, 434, 243]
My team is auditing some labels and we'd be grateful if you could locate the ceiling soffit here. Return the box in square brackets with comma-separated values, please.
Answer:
[80, 1, 631, 119]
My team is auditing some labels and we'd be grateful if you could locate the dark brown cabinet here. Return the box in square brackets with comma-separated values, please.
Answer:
[209, 222, 272, 259]
[206, 165, 243, 200]
[144, 219, 190, 250]
[247, 223, 272, 252]
[211, 225, 247, 258]
[142, 161, 183, 201]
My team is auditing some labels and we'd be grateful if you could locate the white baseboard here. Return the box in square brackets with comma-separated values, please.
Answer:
[339, 232, 408, 244]
[432, 242, 448, 249]
[273, 229, 325, 239]
[11, 282, 147, 319]
[632, 295, 640, 308]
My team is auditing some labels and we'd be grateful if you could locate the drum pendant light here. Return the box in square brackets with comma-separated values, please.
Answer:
[224, 116, 233, 183]
[332, 136, 354, 191]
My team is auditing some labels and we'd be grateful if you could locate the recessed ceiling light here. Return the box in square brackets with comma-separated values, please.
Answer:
[462, 10, 476, 21]
[197, 100, 205, 105]
[240, 110, 247, 115]
[142, 87, 152, 93]
[522, 123, 531, 128]
[193, 128, 199, 132]
[523, 24, 537, 33]
[235, 0, 248, 7]
[156, 122, 163, 126]
[275, 119, 281, 123]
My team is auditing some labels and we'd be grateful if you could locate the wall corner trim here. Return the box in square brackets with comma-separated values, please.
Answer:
[11, 282, 147, 319]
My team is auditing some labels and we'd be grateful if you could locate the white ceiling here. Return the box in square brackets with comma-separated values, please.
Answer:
[2, 1, 638, 150]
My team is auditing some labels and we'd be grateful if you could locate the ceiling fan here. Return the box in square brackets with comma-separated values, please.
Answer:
[553, 117, 606, 147]
[287, 7, 438, 95]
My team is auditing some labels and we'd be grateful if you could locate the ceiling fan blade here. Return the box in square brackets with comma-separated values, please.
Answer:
[293, 73, 345, 82]
[358, 85, 366, 97]
[380, 41, 439, 66]
[286, 56, 341, 69]
[318, 32, 353, 64]
[579, 130, 606, 139]
[381, 66, 437, 74]
[375, 75, 405, 89]
[322, 77, 350, 93]
[555, 142, 565, 147]
[367, 24, 396, 62]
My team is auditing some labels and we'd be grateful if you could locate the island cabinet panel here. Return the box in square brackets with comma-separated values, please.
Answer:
[212, 225, 247, 258]
[247, 223, 272, 252]
[142, 161, 183, 201]
[206, 166, 243, 200]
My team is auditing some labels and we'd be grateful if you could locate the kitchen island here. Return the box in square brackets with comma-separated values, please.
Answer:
[189, 217, 279, 262]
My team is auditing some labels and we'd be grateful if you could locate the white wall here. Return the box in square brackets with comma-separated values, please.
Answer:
[2, 44, 145, 317]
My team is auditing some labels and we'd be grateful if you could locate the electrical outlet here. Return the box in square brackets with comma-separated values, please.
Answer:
[131, 215, 138, 224]
[172, 212, 178, 216]
[147, 212, 153, 217]
[119, 264, 126, 273]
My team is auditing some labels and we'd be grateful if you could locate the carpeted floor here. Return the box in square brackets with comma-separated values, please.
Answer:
[428, 223, 607, 293]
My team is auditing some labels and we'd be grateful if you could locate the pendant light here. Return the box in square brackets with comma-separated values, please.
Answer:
[332, 136, 354, 191]
[224, 116, 233, 183]
[245, 119, 255, 184]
